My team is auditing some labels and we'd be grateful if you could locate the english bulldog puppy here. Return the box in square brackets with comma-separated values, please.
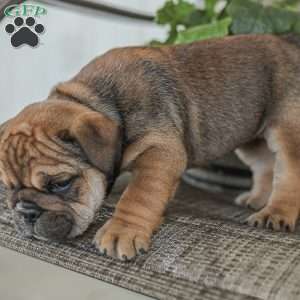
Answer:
[1, 34, 300, 260]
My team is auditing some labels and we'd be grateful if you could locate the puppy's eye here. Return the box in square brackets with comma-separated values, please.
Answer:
[47, 178, 74, 193]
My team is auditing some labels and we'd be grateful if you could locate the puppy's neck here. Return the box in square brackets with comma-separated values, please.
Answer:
[50, 81, 122, 125]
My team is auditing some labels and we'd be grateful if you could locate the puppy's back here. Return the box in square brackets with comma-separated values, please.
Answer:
[281, 33, 300, 48]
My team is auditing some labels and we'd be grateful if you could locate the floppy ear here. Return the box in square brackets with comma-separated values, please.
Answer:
[69, 112, 122, 178]
[0, 120, 11, 142]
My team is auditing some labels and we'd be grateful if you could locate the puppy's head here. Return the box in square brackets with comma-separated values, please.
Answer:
[0, 99, 121, 241]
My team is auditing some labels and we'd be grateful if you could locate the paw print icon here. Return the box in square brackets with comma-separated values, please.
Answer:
[5, 17, 45, 48]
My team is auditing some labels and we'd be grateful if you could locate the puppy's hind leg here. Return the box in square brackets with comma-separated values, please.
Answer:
[235, 139, 275, 210]
[246, 127, 300, 231]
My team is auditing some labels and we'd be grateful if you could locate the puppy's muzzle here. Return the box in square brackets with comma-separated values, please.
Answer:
[16, 201, 43, 224]
[13, 191, 74, 241]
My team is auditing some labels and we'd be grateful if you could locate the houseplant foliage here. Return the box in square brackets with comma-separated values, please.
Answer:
[151, 0, 300, 45]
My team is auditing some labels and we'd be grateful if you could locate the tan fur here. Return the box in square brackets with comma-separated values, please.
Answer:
[235, 139, 274, 210]
[1, 34, 300, 259]
[94, 132, 187, 259]
[0, 101, 109, 240]
[246, 126, 300, 231]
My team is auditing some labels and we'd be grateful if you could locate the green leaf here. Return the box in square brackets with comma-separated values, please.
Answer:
[227, 0, 273, 34]
[266, 6, 298, 33]
[293, 18, 300, 33]
[227, 0, 299, 34]
[183, 9, 211, 27]
[166, 26, 178, 44]
[153, 0, 299, 45]
[155, 0, 197, 26]
[175, 17, 232, 44]
[205, 0, 219, 19]
[273, 0, 300, 8]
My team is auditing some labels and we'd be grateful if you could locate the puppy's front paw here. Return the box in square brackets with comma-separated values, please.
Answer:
[93, 217, 151, 261]
[245, 206, 298, 232]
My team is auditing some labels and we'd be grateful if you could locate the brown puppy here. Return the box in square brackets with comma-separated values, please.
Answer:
[1, 34, 300, 260]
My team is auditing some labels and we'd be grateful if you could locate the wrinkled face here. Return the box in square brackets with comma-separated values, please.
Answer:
[0, 100, 120, 241]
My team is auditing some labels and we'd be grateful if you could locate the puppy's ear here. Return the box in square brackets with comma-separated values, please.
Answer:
[70, 112, 122, 178]
[0, 120, 11, 142]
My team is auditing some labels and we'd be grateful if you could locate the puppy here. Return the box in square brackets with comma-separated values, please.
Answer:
[1, 34, 300, 260]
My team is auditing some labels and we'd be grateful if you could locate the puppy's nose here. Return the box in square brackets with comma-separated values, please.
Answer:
[16, 201, 42, 224]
